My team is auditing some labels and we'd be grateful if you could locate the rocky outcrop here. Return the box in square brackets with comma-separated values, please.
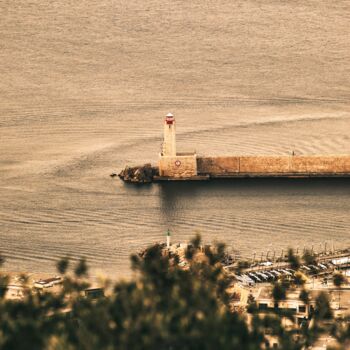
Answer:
[118, 163, 159, 183]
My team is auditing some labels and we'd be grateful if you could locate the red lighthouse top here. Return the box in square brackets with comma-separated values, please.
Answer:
[165, 112, 174, 125]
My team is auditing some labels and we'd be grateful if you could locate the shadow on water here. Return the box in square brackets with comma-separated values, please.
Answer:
[158, 177, 350, 221]
[158, 177, 350, 197]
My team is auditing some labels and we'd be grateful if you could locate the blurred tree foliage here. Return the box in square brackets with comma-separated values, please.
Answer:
[0, 237, 349, 350]
[302, 250, 317, 266]
[287, 248, 301, 270]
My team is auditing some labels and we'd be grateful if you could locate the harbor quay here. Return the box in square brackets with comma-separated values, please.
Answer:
[152, 237, 350, 349]
[2, 235, 350, 349]
[118, 113, 350, 183]
[5, 237, 350, 300]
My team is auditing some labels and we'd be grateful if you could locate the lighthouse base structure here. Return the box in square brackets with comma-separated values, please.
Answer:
[158, 152, 197, 178]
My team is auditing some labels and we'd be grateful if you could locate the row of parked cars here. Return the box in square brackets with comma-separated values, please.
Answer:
[236, 262, 331, 285]
[236, 269, 294, 286]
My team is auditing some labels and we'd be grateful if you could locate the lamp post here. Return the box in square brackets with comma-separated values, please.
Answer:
[166, 229, 171, 249]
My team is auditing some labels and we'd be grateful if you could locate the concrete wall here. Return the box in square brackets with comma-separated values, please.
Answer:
[159, 154, 197, 177]
[291, 156, 350, 173]
[240, 156, 291, 173]
[197, 155, 350, 175]
[197, 157, 240, 174]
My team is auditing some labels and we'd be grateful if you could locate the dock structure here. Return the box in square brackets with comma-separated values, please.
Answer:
[196, 155, 350, 179]
[119, 113, 350, 182]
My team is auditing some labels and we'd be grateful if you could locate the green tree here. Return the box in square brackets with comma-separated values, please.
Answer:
[302, 249, 317, 266]
[272, 282, 287, 310]
[333, 272, 346, 308]
[247, 293, 257, 313]
[314, 292, 333, 321]
[287, 248, 300, 270]
[299, 288, 309, 305]
[293, 271, 307, 286]
[333, 272, 346, 289]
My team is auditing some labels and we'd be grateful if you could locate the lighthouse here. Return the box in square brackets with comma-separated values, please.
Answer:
[162, 113, 176, 157]
[158, 113, 198, 178]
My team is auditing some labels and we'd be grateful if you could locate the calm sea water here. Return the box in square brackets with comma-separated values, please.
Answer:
[1, 0, 349, 276]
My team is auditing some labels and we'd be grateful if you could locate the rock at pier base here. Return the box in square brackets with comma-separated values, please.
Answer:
[118, 164, 159, 183]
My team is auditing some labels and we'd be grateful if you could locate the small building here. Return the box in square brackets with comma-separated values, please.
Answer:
[33, 276, 62, 289]
[84, 288, 105, 299]
[256, 287, 313, 326]
[255, 287, 343, 325]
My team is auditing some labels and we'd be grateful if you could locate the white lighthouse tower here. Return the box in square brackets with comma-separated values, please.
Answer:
[162, 113, 176, 157]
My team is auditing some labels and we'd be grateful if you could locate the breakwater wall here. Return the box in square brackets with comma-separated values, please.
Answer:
[118, 155, 350, 182]
[118, 115, 350, 182]
[197, 155, 350, 177]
